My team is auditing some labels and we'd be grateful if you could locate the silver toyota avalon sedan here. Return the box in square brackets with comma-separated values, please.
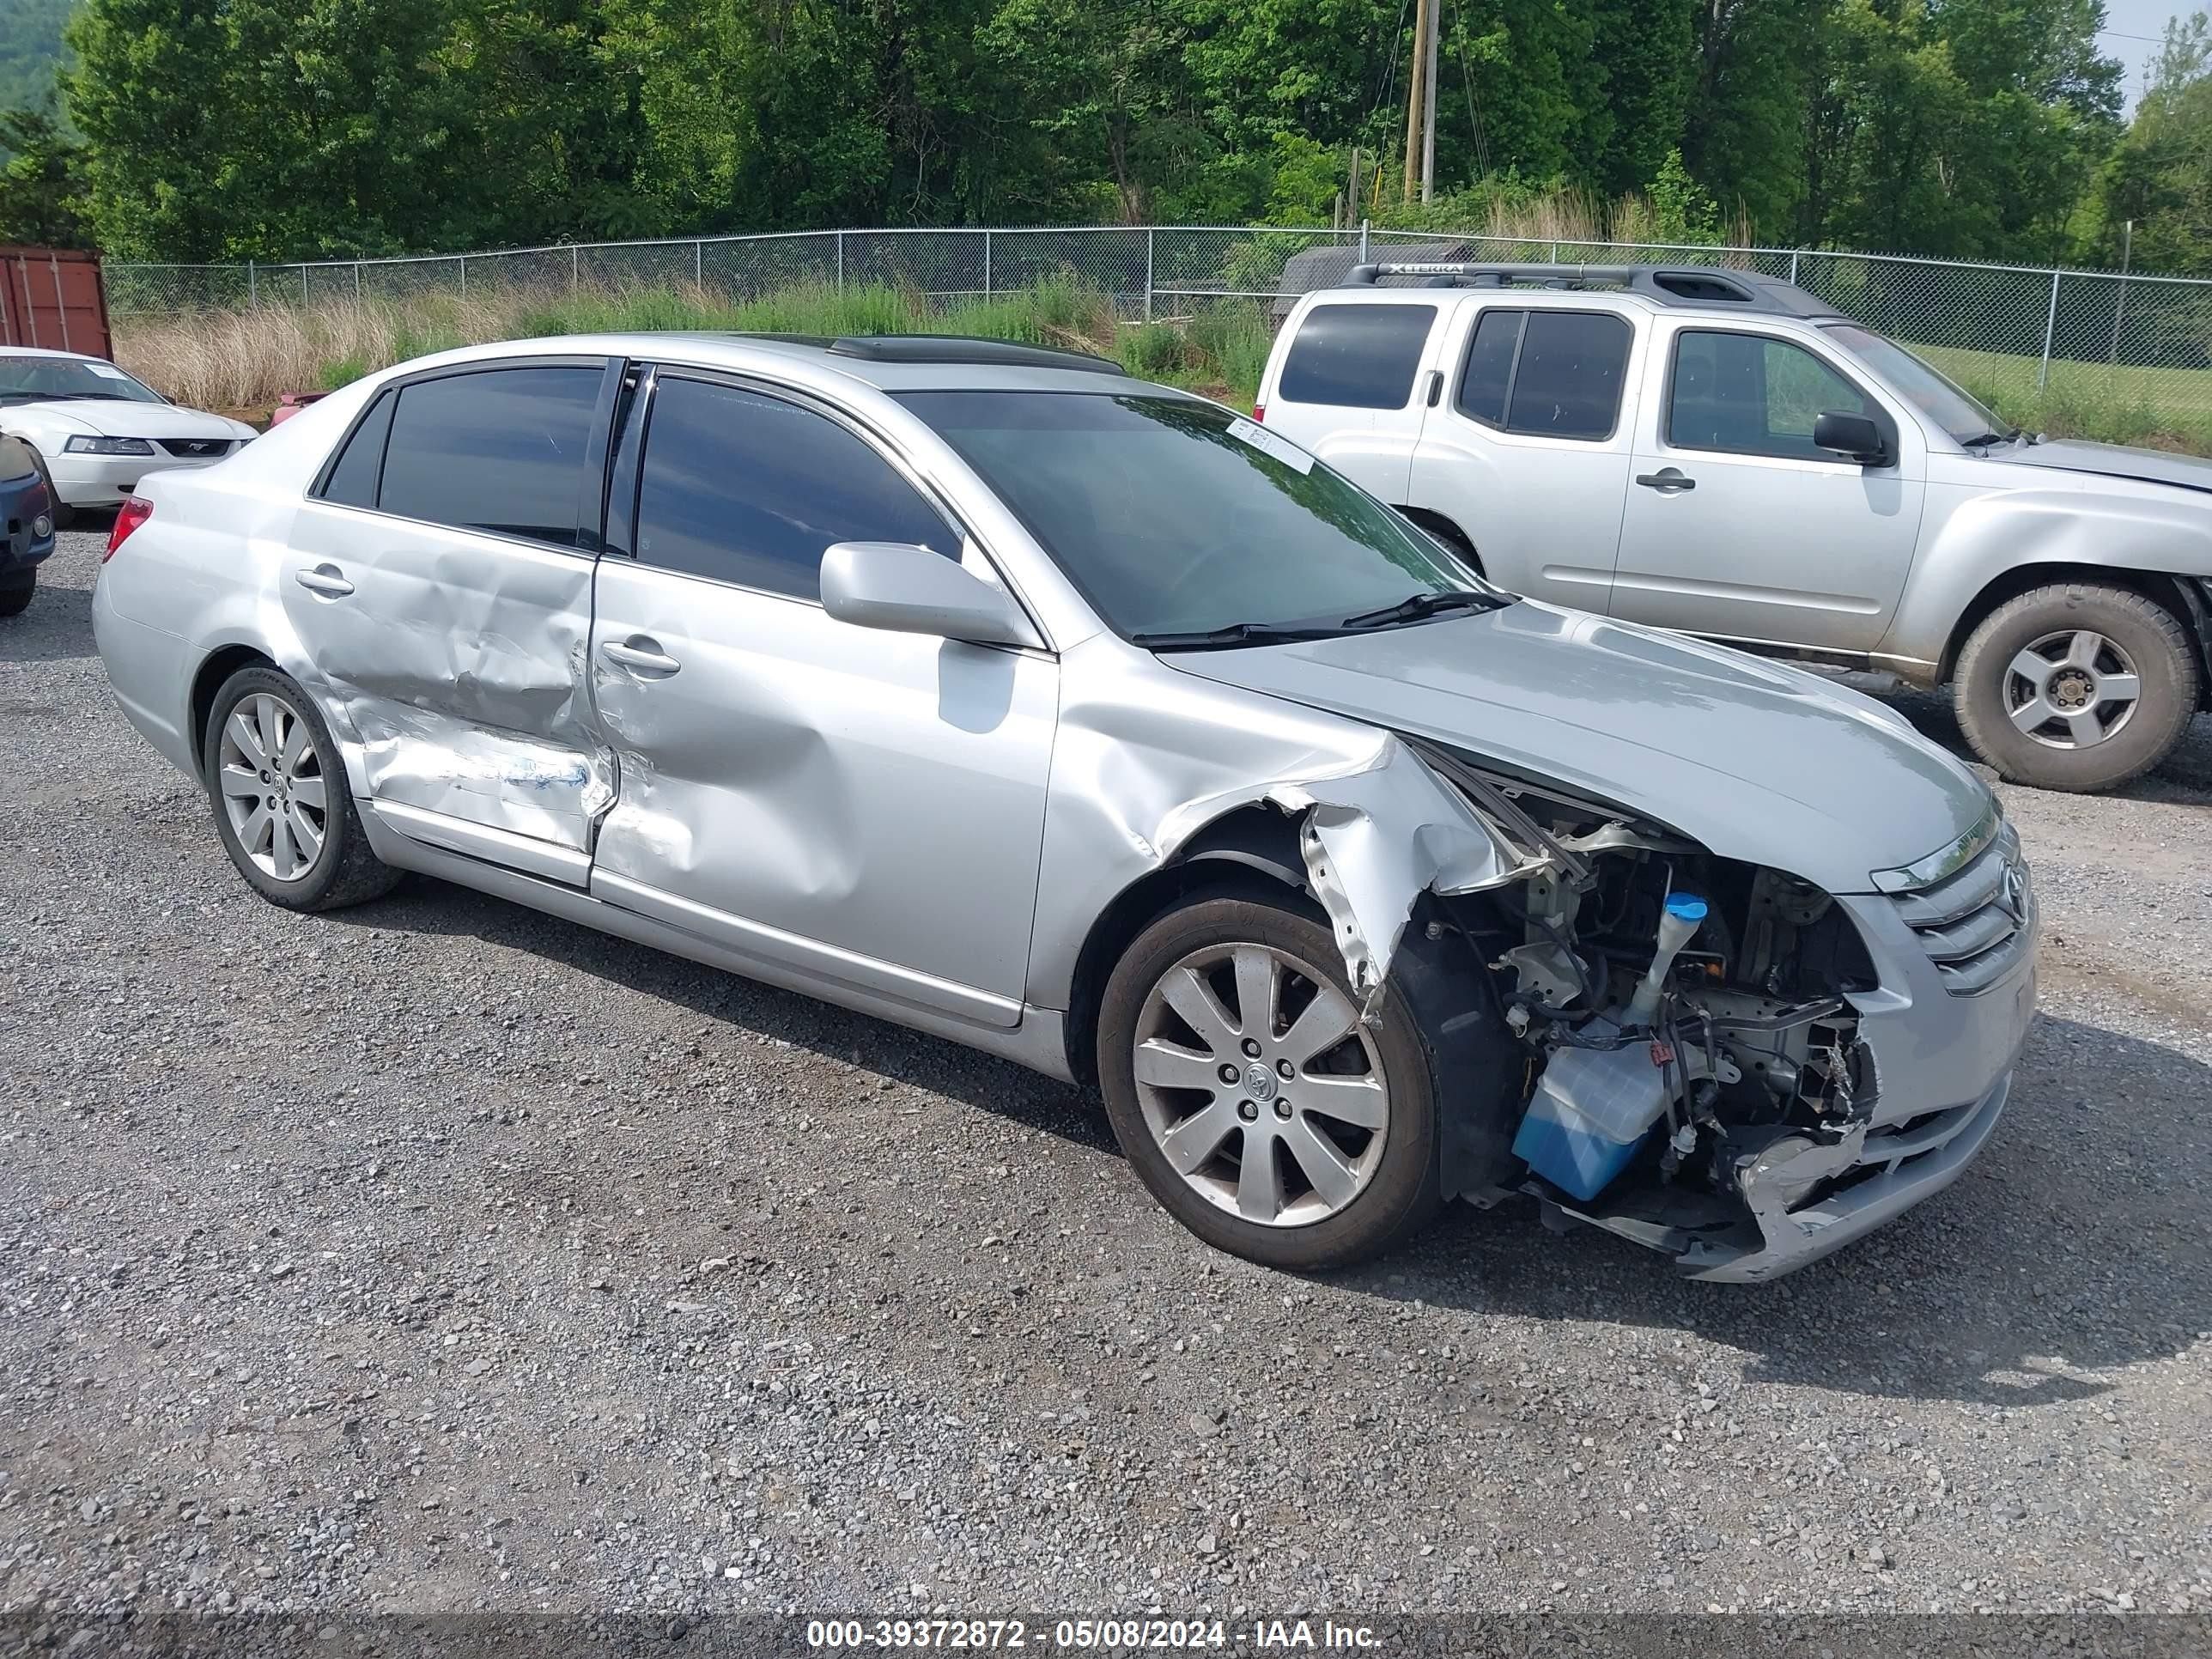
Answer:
[91, 334, 2038, 1280]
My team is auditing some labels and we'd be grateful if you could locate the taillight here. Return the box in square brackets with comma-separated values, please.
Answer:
[105, 495, 152, 561]
[1251, 404, 1265, 423]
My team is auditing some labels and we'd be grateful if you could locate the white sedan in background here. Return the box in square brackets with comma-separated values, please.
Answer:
[0, 349, 257, 524]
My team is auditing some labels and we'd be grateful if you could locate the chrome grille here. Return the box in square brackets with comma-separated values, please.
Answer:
[1887, 821, 2033, 995]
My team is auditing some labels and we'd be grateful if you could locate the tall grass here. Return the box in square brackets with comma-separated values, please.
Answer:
[112, 276, 1272, 414]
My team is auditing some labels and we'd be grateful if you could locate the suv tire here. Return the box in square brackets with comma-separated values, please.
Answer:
[202, 665, 401, 910]
[0, 570, 30, 617]
[1954, 582, 2199, 793]
[1097, 894, 1442, 1271]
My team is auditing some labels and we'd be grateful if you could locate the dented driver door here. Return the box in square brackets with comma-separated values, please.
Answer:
[583, 369, 1057, 1026]
[283, 359, 623, 870]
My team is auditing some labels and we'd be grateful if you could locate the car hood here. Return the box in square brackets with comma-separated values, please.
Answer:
[1161, 602, 1993, 894]
[3, 398, 250, 441]
[1985, 437, 2212, 495]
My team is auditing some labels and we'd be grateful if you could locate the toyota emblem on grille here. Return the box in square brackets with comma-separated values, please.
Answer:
[1995, 862, 2027, 926]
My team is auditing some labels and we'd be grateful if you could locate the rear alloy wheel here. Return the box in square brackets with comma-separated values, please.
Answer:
[1954, 583, 2198, 793]
[1098, 895, 1442, 1270]
[203, 665, 399, 910]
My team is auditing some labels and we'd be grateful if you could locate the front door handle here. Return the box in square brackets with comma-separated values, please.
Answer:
[1636, 468, 1696, 494]
[295, 563, 354, 597]
[601, 637, 682, 676]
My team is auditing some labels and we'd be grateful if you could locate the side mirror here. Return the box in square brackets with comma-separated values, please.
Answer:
[1813, 410, 1890, 467]
[820, 541, 1041, 648]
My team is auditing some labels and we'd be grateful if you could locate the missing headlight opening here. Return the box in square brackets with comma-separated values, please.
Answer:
[1401, 738, 1882, 1269]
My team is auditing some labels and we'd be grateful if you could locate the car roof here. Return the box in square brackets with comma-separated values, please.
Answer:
[0, 346, 101, 362]
[369, 331, 1182, 400]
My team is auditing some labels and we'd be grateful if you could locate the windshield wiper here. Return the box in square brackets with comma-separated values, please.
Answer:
[1340, 589, 1500, 629]
[1130, 620, 1351, 650]
[1960, 427, 2022, 449]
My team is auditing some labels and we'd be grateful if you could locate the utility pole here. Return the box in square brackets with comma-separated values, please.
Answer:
[2109, 218, 2134, 364]
[1402, 0, 1430, 203]
[1420, 0, 1439, 204]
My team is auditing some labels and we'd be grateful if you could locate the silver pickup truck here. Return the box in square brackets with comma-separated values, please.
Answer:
[1256, 261, 2212, 792]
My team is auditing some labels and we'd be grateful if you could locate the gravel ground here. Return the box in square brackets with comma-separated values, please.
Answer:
[3, 529, 2209, 1621]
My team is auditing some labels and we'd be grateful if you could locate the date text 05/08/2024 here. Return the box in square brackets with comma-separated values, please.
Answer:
[805, 1619, 1384, 1650]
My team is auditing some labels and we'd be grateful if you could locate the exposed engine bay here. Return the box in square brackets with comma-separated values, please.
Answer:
[1407, 740, 1882, 1261]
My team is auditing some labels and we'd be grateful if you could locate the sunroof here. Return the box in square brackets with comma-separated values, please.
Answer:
[828, 336, 1129, 374]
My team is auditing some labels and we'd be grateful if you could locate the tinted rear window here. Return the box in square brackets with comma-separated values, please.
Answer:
[319, 389, 394, 509]
[1455, 308, 1522, 425]
[1506, 312, 1632, 439]
[1278, 304, 1437, 410]
[376, 366, 604, 546]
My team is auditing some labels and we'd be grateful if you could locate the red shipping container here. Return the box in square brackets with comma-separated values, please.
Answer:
[0, 246, 113, 362]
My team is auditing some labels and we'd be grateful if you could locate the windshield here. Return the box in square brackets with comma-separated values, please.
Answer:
[0, 354, 164, 405]
[897, 391, 1491, 641]
[1820, 325, 2008, 446]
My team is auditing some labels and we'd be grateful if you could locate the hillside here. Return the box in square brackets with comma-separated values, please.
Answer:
[0, 0, 73, 115]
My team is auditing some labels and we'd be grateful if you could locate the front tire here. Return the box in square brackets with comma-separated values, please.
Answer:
[1954, 583, 2199, 793]
[0, 570, 30, 617]
[201, 665, 399, 910]
[1097, 894, 1443, 1271]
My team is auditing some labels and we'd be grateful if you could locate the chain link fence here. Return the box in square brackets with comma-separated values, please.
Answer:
[106, 224, 2212, 416]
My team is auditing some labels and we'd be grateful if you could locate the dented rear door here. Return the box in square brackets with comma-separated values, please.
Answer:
[283, 359, 620, 859]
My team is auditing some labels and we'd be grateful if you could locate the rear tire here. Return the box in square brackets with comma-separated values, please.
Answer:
[1097, 894, 1443, 1271]
[201, 665, 399, 911]
[0, 571, 29, 617]
[1954, 583, 2198, 793]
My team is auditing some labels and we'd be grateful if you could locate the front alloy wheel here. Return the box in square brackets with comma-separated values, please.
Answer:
[2003, 629, 2141, 750]
[1098, 894, 1443, 1271]
[1954, 582, 2199, 793]
[1132, 940, 1389, 1227]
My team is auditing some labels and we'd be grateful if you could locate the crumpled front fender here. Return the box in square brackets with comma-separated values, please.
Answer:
[1027, 640, 1525, 1016]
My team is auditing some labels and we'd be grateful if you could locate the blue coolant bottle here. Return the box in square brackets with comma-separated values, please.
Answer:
[1512, 893, 1708, 1201]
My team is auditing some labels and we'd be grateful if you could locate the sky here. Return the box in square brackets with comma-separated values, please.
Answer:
[2102, 1, 2199, 108]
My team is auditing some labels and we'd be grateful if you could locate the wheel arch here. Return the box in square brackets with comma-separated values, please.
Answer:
[1394, 505, 1485, 576]
[1942, 563, 2212, 708]
[1059, 804, 1315, 1087]
[188, 642, 279, 771]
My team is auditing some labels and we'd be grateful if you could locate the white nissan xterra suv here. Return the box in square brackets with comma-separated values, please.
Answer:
[1257, 261, 2212, 792]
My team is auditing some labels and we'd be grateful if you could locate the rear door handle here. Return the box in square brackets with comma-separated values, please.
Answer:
[601, 637, 681, 676]
[295, 564, 354, 597]
[1636, 468, 1696, 494]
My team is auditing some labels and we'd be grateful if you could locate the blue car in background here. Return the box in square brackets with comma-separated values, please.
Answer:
[0, 434, 56, 617]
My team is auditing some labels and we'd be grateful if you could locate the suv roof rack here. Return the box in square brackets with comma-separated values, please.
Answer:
[827, 335, 1130, 374]
[1339, 261, 1838, 319]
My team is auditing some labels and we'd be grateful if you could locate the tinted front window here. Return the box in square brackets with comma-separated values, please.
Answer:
[319, 389, 394, 508]
[900, 392, 1482, 641]
[378, 367, 603, 546]
[1669, 331, 1871, 459]
[1505, 311, 1631, 439]
[635, 376, 952, 599]
[1278, 304, 1437, 409]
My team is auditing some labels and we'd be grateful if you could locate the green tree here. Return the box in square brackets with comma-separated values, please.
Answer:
[2086, 9, 2212, 273]
[0, 106, 88, 242]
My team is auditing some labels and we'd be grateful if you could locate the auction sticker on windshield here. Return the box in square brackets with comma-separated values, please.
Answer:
[1227, 416, 1313, 474]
